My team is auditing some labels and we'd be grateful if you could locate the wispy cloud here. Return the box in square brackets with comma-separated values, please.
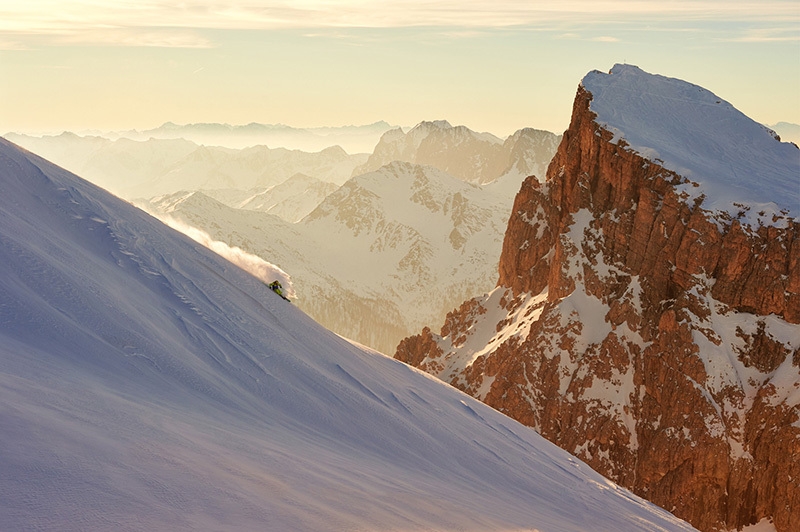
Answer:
[0, 39, 28, 50]
[2, 1, 798, 36]
[593, 36, 620, 42]
[727, 27, 800, 42]
[56, 28, 214, 48]
[439, 30, 490, 39]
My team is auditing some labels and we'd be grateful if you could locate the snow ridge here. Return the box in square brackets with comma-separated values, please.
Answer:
[582, 64, 799, 225]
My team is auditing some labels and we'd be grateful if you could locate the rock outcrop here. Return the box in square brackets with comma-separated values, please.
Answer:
[396, 66, 800, 532]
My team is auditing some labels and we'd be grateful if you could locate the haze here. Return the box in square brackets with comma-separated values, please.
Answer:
[1, 1, 798, 137]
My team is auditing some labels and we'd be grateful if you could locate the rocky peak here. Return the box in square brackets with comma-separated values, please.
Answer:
[396, 66, 800, 532]
[501, 128, 563, 184]
[352, 121, 559, 185]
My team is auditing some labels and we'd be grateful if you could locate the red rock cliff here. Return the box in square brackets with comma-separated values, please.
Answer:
[396, 81, 800, 531]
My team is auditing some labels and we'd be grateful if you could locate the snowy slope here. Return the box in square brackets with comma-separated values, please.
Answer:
[0, 138, 696, 531]
[583, 64, 799, 224]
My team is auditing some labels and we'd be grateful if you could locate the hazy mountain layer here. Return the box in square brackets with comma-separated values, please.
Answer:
[8, 121, 395, 154]
[769, 122, 800, 145]
[4, 133, 367, 199]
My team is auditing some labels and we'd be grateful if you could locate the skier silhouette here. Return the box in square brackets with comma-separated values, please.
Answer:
[268, 280, 289, 301]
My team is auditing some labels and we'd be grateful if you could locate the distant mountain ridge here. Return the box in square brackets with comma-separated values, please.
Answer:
[770, 121, 800, 145]
[3, 133, 366, 200]
[354, 120, 561, 184]
[236, 173, 340, 223]
[35, 120, 396, 154]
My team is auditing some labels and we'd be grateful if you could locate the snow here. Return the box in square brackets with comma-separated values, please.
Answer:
[448, 287, 550, 372]
[0, 138, 697, 530]
[738, 518, 777, 532]
[160, 216, 297, 300]
[675, 275, 800, 457]
[582, 64, 800, 226]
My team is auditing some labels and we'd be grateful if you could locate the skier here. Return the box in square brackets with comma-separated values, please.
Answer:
[268, 280, 289, 301]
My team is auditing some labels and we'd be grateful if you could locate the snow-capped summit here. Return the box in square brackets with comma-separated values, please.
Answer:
[582, 64, 799, 224]
[0, 138, 695, 530]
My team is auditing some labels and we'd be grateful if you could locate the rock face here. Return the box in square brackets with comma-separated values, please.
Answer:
[396, 66, 800, 532]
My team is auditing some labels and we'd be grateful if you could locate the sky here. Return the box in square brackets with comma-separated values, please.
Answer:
[1, 1, 798, 137]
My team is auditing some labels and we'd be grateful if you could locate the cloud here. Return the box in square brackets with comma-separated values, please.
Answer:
[56, 28, 214, 48]
[727, 27, 800, 42]
[3, 1, 798, 37]
[439, 30, 490, 39]
[593, 36, 620, 42]
[0, 39, 28, 50]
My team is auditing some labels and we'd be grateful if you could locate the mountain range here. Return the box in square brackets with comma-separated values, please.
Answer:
[769, 122, 800, 145]
[3, 133, 367, 199]
[5, 67, 797, 531]
[129, 121, 560, 355]
[0, 136, 695, 531]
[143, 160, 521, 356]
[22, 121, 396, 154]
[395, 64, 800, 532]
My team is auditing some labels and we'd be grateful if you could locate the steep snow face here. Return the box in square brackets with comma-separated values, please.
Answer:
[582, 64, 800, 225]
[0, 138, 695, 531]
